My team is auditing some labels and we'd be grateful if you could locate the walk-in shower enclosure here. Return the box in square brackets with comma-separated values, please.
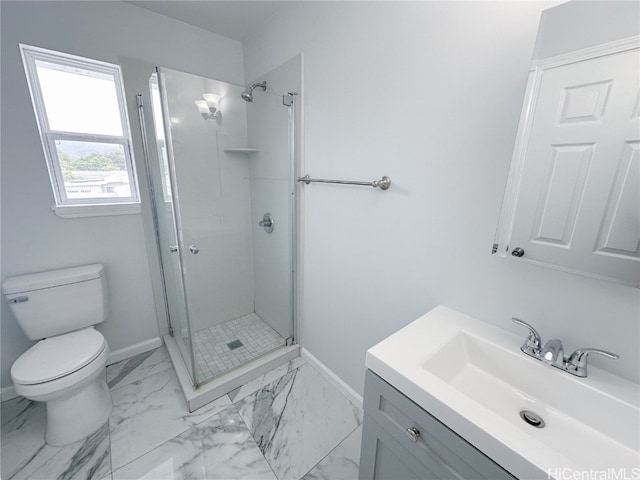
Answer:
[142, 66, 297, 398]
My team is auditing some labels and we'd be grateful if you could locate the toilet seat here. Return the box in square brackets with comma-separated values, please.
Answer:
[12, 328, 106, 385]
[12, 340, 109, 403]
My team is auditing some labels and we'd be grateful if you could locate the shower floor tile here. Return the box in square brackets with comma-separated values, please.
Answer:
[192, 313, 286, 383]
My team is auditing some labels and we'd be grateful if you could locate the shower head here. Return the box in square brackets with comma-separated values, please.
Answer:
[241, 81, 267, 102]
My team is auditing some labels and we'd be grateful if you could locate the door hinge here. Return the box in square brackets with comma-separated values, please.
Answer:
[136, 94, 144, 108]
[491, 243, 499, 254]
[283, 92, 297, 107]
[285, 337, 294, 346]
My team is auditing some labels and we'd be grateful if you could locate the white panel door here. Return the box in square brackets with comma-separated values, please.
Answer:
[509, 48, 640, 286]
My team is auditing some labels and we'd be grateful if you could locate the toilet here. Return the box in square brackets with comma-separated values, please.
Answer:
[3, 264, 112, 446]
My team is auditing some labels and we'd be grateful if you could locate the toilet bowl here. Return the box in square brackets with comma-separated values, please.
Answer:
[3, 264, 112, 446]
[11, 327, 112, 446]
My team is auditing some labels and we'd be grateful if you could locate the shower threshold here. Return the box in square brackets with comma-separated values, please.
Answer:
[164, 333, 299, 412]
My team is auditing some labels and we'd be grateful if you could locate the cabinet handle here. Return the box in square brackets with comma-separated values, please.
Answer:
[406, 426, 465, 479]
[406, 427, 420, 442]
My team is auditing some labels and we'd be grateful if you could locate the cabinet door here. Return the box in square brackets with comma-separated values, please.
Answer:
[361, 371, 516, 480]
[359, 414, 457, 480]
[508, 47, 639, 286]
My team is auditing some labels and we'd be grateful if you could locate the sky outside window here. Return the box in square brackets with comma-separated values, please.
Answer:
[36, 60, 123, 136]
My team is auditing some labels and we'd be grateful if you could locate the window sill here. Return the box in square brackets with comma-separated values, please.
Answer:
[51, 202, 142, 219]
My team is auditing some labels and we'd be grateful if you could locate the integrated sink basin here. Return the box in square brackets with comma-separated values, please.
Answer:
[366, 306, 640, 479]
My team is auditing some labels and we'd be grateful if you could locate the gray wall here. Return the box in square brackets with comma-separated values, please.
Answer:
[243, 1, 640, 394]
[0, 1, 245, 388]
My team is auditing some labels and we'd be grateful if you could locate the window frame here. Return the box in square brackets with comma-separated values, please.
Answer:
[20, 44, 141, 215]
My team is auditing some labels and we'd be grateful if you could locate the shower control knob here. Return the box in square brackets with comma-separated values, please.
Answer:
[189, 245, 199, 254]
[259, 213, 274, 234]
[511, 247, 525, 258]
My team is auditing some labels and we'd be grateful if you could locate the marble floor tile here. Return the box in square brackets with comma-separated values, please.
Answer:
[109, 368, 231, 471]
[112, 406, 277, 480]
[1, 396, 111, 480]
[235, 363, 362, 480]
[303, 425, 362, 480]
[107, 347, 172, 391]
[1, 396, 46, 476]
[227, 356, 306, 403]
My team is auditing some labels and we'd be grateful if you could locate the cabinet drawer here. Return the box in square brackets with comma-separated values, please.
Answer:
[363, 370, 516, 480]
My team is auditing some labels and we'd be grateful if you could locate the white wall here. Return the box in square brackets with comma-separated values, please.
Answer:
[0, 1, 245, 388]
[243, 1, 640, 394]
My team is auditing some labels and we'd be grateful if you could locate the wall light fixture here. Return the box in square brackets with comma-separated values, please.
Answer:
[195, 93, 220, 120]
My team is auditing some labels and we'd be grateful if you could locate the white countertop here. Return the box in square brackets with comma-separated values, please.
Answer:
[365, 305, 640, 480]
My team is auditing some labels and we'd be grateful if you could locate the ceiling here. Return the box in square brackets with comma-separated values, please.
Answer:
[127, 1, 285, 41]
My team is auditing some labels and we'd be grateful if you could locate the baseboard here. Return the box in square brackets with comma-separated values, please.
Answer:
[1, 385, 19, 402]
[107, 337, 162, 365]
[301, 348, 363, 411]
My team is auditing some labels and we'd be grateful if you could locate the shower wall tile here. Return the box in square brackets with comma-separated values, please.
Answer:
[235, 363, 362, 480]
[109, 368, 231, 470]
[106, 346, 172, 391]
[303, 425, 362, 480]
[111, 406, 277, 480]
[1, 396, 111, 480]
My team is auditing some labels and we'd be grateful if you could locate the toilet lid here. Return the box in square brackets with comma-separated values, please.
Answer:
[11, 328, 106, 385]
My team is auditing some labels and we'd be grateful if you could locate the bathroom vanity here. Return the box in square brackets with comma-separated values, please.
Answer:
[360, 306, 640, 480]
[359, 370, 515, 479]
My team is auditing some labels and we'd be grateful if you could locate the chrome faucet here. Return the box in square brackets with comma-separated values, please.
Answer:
[511, 317, 541, 356]
[565, 348, 620, 377]
[539, 338, 564, 368]
[511, 318, 619, 378]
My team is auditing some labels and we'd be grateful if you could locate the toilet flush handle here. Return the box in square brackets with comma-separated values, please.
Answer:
[7, 296, 29, 304]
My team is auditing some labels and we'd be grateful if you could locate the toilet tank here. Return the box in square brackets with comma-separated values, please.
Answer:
[2, 264, 108, 341]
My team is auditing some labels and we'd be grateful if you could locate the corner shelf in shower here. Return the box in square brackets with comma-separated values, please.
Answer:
[223, 148, 259, 153]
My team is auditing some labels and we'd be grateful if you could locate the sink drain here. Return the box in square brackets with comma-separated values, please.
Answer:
[519, 410, 545, 428]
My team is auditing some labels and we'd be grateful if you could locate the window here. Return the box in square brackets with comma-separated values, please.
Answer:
[20, 44, 140, 216]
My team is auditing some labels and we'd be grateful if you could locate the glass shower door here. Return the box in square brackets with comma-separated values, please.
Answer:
[153, 66, 294, 386]
[148, 75, 195, 380]
[246, 87, 294, 347]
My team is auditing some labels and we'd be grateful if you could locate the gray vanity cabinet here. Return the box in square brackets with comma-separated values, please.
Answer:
[359, 370, 516, 480]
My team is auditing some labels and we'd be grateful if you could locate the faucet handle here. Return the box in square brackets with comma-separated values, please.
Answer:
[512, 318, 542, 356]
[565, 348, 619, 377]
